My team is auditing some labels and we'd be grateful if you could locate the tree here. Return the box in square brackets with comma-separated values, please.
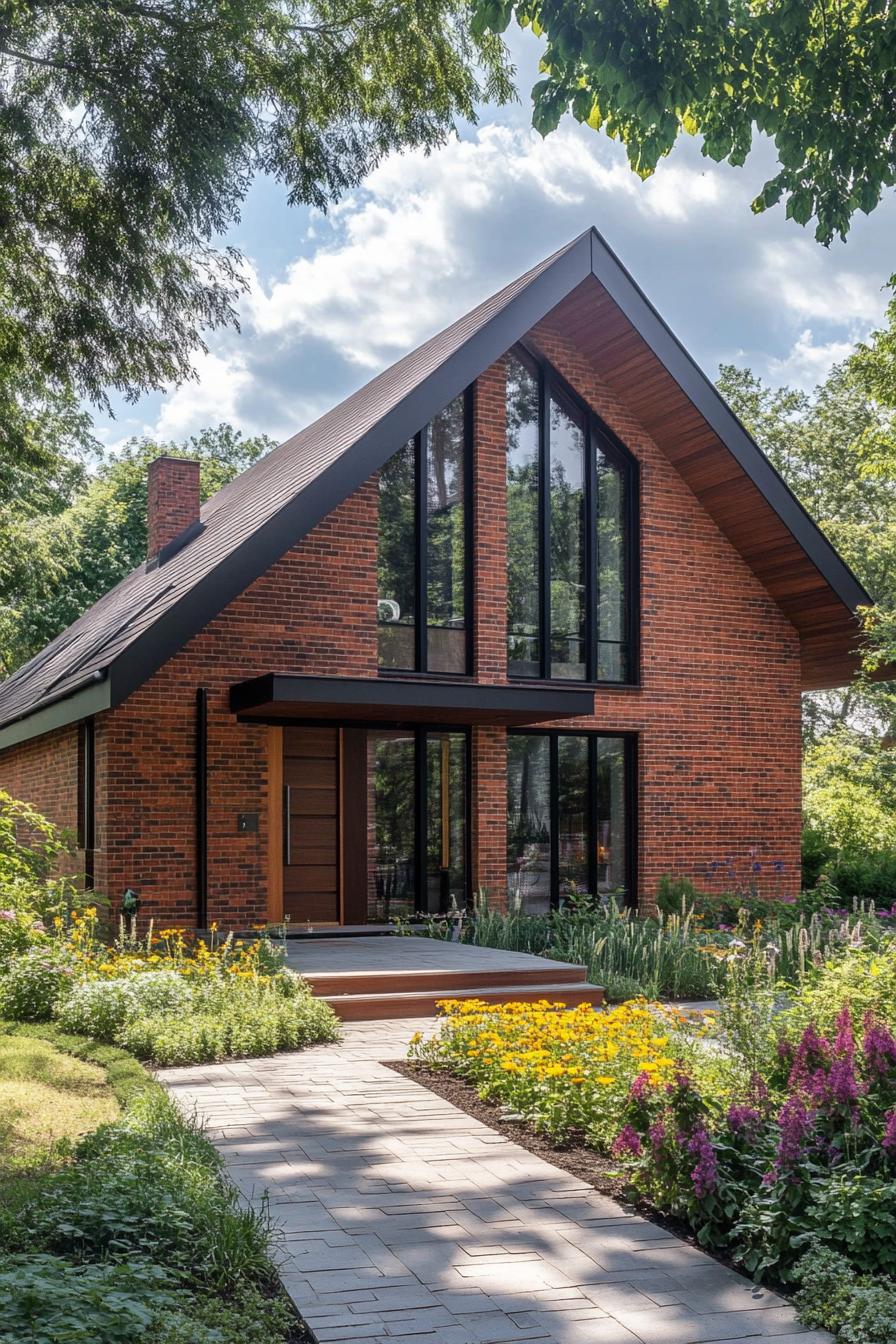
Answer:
[0, 1, 513, 473]
[473, 0, 896, 244]
[0, 425, 273, 676]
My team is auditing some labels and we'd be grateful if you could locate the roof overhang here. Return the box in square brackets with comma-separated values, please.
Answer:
[230, 674, 596, 727]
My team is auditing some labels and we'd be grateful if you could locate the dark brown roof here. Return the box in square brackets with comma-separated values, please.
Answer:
[0, 228, 872, 747]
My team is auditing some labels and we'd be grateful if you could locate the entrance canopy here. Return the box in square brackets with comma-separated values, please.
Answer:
[230, 673, 595, 726]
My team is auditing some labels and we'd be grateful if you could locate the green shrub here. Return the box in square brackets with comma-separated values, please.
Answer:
[807, 1171, 896, 1277]
[821, 850, 896, 909]
[0, 944, 79, 1020]
[795, 1246, 896, 1343]
[57, 971, 194, 1039]
[118, 972, 339, 1066]
[779, 944, 896, 1040]
[655, 875, 701, 916]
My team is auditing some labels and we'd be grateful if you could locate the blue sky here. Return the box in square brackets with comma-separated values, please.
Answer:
[95, 26, 896, 451]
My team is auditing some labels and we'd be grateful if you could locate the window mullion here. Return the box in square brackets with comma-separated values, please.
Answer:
[539, 371, 551, 681]
[415, 729, 428, 911]
[415, 428, 428, 673]
[585, 420, 598, 682]
[549, 734, 560, 908]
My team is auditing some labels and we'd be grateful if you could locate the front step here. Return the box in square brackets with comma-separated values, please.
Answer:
[320, 980, 605, 1022]
[303, 963, 589, 998]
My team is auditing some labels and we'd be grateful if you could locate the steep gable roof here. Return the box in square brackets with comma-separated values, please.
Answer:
[0, 228, 873, 748]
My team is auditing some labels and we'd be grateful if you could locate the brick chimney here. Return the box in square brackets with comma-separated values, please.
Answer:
[147, 456, 201, 562]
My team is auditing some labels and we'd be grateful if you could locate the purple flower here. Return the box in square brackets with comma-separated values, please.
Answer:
[0, 910, 15, 922]
[612, 1125, 642, 1158]
[863, 1014, 896, 1078]
[727, 1104, 762, 1138]
[827, 1057, 861, 1109]
[773, 860, 786, 875]
[883, 1111, 896, 1158]
[788, 1024, 831, 1091]
[776, 1097, 814, 1168]
[688, 1126, 718, 1198]
[835, 1005, 855, 1057]
[648, 1119, 666, 1151]
[629, 1072, 651, 1102]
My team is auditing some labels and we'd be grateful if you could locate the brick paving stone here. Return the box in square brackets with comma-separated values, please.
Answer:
[158, 1017, 832, 1344]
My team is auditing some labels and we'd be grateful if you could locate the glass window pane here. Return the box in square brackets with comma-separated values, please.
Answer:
[596, 447, 627, 681]
[506, 354, 541, 677]
[557, 736, 589, 902]
[425, 732, 467, 914]
[595, 737, 627, 898]
[506, 735, 552, 914]
[549, 398, 586, 679]
[377, 441, 416, 670]
[427, 397, 466, 673]
[367, 730, 416, 921]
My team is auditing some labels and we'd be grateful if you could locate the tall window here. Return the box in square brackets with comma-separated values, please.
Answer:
[378, 393, 470, 673]
[506, 349, 635, 682]
[507, 732, 633, 911]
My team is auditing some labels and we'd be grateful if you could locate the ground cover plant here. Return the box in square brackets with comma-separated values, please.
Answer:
[0, 790, 340, 1065]
[0, 1022, 307, 1344]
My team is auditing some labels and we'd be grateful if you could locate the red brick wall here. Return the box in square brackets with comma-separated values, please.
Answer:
[0, 320, 803, 922]
[516, 316, 802, 903]
[93, 482, 379, 925]
[0, 724, 84, 876]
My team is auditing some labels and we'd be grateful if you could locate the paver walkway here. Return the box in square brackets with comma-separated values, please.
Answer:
[159, 1020, 832, 1344]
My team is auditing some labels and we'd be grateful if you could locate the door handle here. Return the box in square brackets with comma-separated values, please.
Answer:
[283, 784, 291, 865]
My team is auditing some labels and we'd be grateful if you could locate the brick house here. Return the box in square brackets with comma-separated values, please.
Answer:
[0, 230, 871, 927]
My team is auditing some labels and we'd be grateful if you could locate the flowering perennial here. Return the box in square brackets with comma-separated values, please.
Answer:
[410, 998, 686, 1148]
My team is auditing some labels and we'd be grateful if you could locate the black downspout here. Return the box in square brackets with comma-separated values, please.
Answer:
[79, 719, 96, 890]
[196, 688, 208, 930]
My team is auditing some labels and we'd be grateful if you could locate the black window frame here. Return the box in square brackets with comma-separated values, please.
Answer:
[509, 343, 640, 685]
[506, 728, 637, 909]
[377, 387, 474, 678]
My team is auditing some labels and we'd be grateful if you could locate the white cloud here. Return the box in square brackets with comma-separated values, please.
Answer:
[767, 329, 857, 388]
[154, 348, 254, 441]
[759, 239, 884, 326]
[97, 91, 896, 447]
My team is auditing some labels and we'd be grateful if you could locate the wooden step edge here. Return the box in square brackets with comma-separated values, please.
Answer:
[322, 984, 606, 1021]
[302, 965, 588, 995]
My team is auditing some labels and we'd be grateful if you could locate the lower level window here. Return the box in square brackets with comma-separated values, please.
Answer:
[365, 727, 468, 921]
[506, 732, 632, 912]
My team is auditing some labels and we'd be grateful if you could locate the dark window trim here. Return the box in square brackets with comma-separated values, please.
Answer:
[507, 727, 637, 909]
[77, 719, 96, 889]
[510, 342, 640, 686]
[380, 386, 474, 678]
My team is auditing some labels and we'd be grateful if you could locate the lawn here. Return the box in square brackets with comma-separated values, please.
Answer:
[0, 1033, 118, 1176]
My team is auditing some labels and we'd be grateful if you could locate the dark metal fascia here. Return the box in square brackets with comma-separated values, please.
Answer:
[0, 678, 111, 752]
[586, 227, 870, 611]
[109, 235, 594, 708]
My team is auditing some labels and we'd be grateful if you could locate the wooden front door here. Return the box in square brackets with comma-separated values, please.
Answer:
[282, 727, 340, 923]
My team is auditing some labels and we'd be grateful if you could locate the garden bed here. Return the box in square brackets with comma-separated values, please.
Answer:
[0, 1023, 313, 1344]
